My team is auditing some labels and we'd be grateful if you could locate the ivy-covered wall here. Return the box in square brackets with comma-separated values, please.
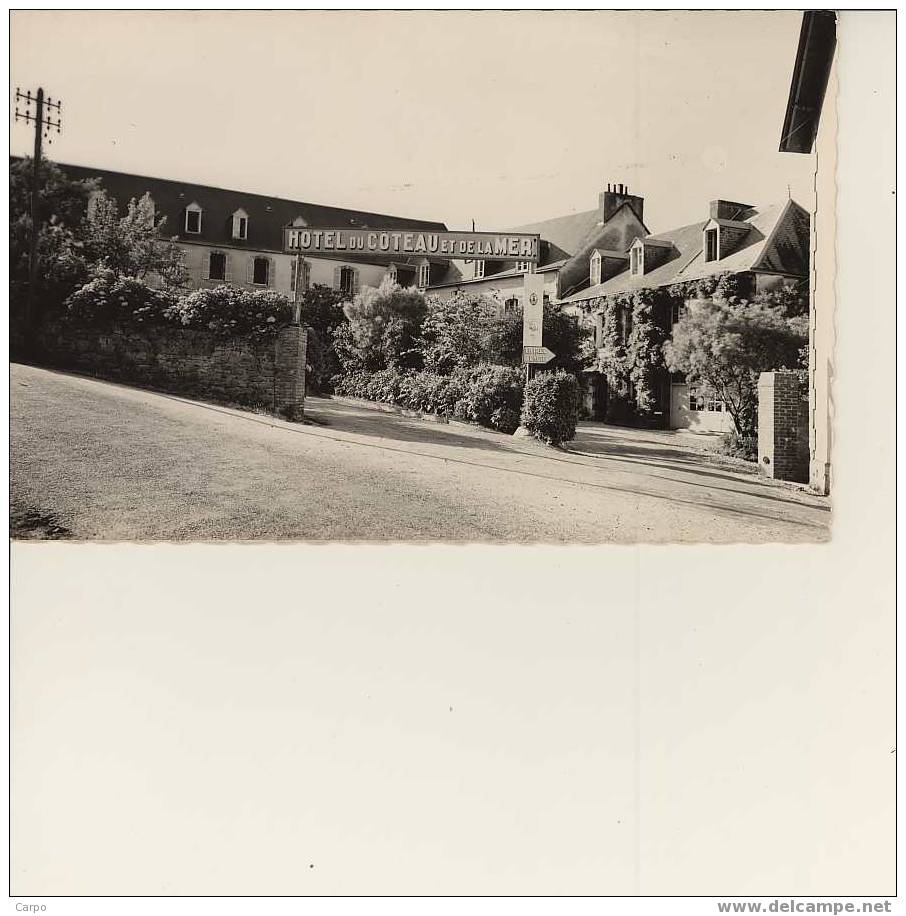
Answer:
[579, 271, 754, 426]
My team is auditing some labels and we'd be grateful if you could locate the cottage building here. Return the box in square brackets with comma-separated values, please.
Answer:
[54, 163, 449, 298]
[560, 197, 811, 431]
[426, 184, 649, 315]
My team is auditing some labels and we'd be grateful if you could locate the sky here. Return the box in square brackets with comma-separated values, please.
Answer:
[10, 11, 817, 235]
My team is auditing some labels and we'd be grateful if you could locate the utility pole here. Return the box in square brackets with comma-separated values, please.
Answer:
[14, 87, 62, 351]
[292, 249, 306, 325]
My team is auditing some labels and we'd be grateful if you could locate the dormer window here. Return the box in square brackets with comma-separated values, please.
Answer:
[473, 260, 485, 280]
[417, 262, 431, 289]
[704, 228, 719, 262]
[515, 261, 534, 274]
[387, 263, 398, 283]
[590, 251, 602, 285]
[232, 209, 248, 240]
[185, 202, 202, 234]
[630, 245, 643, 276]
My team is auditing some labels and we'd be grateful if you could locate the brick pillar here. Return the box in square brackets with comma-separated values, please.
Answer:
[758, 370, 809, 483]
[273, 325, 307, 421]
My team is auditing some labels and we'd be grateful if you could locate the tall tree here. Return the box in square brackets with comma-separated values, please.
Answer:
[664, 294, 808, 436]
[333, 278, 428, 372]
[79, 189, 187, 287]
[296, 284, 347, 392]
[9, 157, 97, 314]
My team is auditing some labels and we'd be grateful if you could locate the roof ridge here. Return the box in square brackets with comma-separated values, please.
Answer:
[44, 157, 447, 227]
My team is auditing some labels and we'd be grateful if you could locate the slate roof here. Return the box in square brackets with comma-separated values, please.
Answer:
[429, 257, 567, 290]
[560, 200, 809, 304]
[48, 160, 447, 261]
[506, 208, 602, 264]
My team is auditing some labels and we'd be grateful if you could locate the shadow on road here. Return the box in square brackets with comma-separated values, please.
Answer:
[306, 400, 509, 454]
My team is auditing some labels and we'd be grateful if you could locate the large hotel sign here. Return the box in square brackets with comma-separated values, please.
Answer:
[285, 227, 541, 262]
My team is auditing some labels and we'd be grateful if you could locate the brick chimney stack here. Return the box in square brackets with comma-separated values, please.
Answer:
[600, 183, 644, 225]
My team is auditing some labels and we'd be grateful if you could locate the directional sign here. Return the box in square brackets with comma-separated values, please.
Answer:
[523, 346, 555, 365]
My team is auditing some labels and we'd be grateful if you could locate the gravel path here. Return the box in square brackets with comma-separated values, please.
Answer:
[10, 363, 831, 542]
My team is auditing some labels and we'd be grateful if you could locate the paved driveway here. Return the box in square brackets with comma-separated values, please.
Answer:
[10, 364, 830, 542]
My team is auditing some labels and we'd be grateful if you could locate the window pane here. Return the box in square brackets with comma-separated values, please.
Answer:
[186, 210, 200, 233]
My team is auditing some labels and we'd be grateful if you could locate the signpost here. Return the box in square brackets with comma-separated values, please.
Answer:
[521, 272, 547, 383]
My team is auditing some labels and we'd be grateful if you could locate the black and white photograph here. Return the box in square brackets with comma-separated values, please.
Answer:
[10, 10, 840, 544]
[7, 7, 896, 908]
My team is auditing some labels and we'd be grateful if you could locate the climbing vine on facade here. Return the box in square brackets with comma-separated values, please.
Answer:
[579, 272, 747, 423]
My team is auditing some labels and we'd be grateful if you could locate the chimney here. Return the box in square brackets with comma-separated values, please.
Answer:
[599, 182, 644, 225]
[709, 199, 755, 221]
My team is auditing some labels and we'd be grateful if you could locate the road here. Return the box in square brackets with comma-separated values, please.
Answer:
[10, 363, 831, 542]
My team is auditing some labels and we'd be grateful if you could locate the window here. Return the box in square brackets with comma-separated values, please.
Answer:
[386, 264, 398, 283]
[671, 302, 685, 324]
[620, 307, 632, 342]
[515, 261, 533, 274]
[290, 258, 310, 293]
[252, 257, 270, 286]
[590, 253, 602, 286]
[339, 266, 357, 295]
[417, 263, 431, 289]
[185, 204, 202, 234]
[689, 386, 724, 412]
[473, 260, 485, 280]
[704, 228, 719, 262]
[232, 210, 248, 240]
[503, 297, 519, 317]
[208, 251, 226, 282]
[630, 246, 643, 276]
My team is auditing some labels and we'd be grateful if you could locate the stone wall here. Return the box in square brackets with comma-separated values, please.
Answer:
[757, 370, 809, 483]
[36, 319, 307, 420]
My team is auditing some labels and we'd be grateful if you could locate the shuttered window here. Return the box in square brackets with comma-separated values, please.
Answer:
[336, 266, 358, 295]
[208, 251, 226, 281]
[250, 257, 270, 286]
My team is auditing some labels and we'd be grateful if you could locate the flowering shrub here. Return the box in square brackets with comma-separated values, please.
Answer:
[65, 274, 294, 339]
[65, 267, 177, 326]
[167, 285, 292, 336]
[520, 370, 581, 445]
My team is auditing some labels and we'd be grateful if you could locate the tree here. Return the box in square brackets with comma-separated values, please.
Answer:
[333, 278, 428, 372]
[420, 291, 500, 373]
[79, 189, 187, 287]
[296, 284, 347, 391]
[664, 295, 808, 436]
[484, 302, 588, 374]
[9, 157, 98, 315]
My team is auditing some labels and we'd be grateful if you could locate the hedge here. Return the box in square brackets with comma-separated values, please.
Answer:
[64, 272, 293, 338]
[520, 370, 581, 445]
[334, 364, 524, 433]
